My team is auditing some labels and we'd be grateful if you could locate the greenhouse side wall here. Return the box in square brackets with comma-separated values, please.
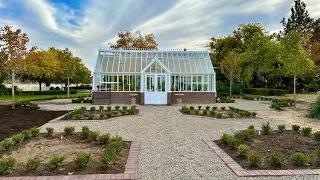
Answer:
[92, 92, 143, 105]
[168, 92, 216, 105]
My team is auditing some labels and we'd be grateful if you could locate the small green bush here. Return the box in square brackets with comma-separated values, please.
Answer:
[247, 125, 255, 136]
[28, 102, 40, 110]
[49, 155, 66, 169]
[90, 106, 96, 111]
[313, 131, 320, 142]
[0, 157, 17, 175]
[74, 152, 91, 169]
[0, 138, 14, 150]
[212, 107, 218, 110]
[190, 106, 194, 110]
[82, 126, 90, 138]
[226, 135, 241, 149]
[292, 124, 300, 131]
[235, 130, 251, 141]
[46, 127, 54, 136]
[228, 112, 234, 118]
[221, 106, 226, 110]
[251, 112, 257, 117]
[248, 152, 264, 167]
[205, 106, 210, 110]
[220, 133, 232, 145]
[98, 133, 110, 144]
[122, 106, 128, 110]
[209, 110, 216, 117]
[12, 133, 25, 144]
[316, 149, 320, 164]
[22, 130, 33, 139]
[107, 106, 112, 111]
[301, 127, 312, 136]
[271, 152, 286, 167]
[202, 110, 207, 115]
[198, 106, 202, 110]
[278, 125, 286, 133]
[30, 127, 40, 137]
[26, 157, 41, 171]
[88, 114, 95, 120]
[100, 148, 116, 169]
[217, 113, 223, 119]
[308, 97, 320, 119]
[89, 131, 100, 141]
[64, 126, 75, 135]
[115, 105, 120, 111]
[99, 106, 104, 110]
[237, 144, 250, 157]
[291, 153, 309, 166]
[108, 139, 123, 153]
[100, 113, 107, 119]
[107, 113, 112, 118]
[194, 110, 199, 115]
[261, 122, 272, 135]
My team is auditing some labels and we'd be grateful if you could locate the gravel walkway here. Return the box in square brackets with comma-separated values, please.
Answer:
[39, 100, 320, 180]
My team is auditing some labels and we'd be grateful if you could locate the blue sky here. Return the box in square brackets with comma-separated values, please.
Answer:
[0, 0, 319, 70]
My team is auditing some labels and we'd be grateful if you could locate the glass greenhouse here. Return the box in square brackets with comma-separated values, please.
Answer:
[92, 48, 216, 105]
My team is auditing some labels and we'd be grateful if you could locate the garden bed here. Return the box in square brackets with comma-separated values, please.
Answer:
[215, 124, 320, 170]
[0, 127, 131, 177]
[0, 105, 68, 141]
[62, 106, 139, 120]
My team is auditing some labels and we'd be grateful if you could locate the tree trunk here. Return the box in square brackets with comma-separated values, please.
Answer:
[39, 81, 42, 91]
[67, 77, 70, 98]
[229, 78, 232, 97]
[11, 70, 15, 110]
[294, 75, 296, 109]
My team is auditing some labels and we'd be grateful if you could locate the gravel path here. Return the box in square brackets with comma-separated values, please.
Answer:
[39, 100, 320, 180]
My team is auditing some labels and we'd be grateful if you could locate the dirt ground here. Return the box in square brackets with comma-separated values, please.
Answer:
[1, 134, 130, 176]
[216, 130, 320, 170]
[0, 105, 68, 141]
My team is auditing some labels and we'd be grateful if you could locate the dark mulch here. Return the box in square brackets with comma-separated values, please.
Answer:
[215, 131, 320, 170]
[1, 133, 130, 176]
[0, 105, 69, 141]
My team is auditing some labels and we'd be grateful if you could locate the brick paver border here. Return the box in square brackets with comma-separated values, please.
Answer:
[0, 141, 140, 180]
[204, 140, 320, 177]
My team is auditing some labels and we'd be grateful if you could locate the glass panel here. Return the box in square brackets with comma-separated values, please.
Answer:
[157, 75, 166, 92]
[146, 75, 155, 92]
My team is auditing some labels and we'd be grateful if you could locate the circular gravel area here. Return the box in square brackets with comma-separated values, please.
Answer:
[39, 100, 320, 180]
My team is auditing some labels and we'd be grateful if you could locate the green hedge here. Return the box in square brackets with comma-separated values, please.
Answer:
[20, 90, 77, 95]
[244, 88, 286, 96]
[70, 85, 92, 90]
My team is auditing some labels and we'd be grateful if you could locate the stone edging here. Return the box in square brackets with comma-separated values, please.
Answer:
[0, 141, 140, 180]
[204, 140, 320, 177]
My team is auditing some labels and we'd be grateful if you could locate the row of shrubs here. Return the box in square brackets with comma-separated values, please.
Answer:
[181, 106, 257, 118]
[65, 106, 137, 120]
[270, 99, 294, 110]
[20, 90, 77, 95]
[219, 97, 235, 103]
[220, 123, 320, 167]
[14, 101, 40, 110]
[71, 97, 91, 103]
[244, 88, 286, 96]
[50, 85, 92, 90]
[0, 126, 124, 175]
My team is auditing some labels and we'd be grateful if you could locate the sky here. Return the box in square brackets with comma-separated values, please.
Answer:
[0, 0, 319, 71]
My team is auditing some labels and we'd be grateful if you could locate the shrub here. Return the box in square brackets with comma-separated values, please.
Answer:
[235, 130, 251, 141]
[90, 106, 96, 111]
[115, 105, 120, 111]
[291, 153, 309, 166]
[308, 97, 320, 119]
[82, 126, 90, 138]
[100, 148, 117, 169]
[278, 125, 286, 133]
[100, 113, 107, 119]
[0, 138, 14, 150]
[98, 133, 111, 144]
[49, 155, 66, 169]
[226, 135, 241, 149]
[198, 106, 201, 110]
[212, 107, 218, 110]
[244, 88, 285, 96]
[108, 139, 123, 153]
[113, 111, 119, 116]
[237, 144, 250, 157]
[209, 110, 216, 117]
[228, 112, 234, 118]
[0, 157, 17, 175]
[301, 127, 312, 136]
[271, 152, 286, 167]
[261, 122, 272, 135]
[12, 133, 25, 144]
[30, 127, 40, 137]
[99, 106, 104, 110]
[64, 126, 75, 135]
[247, 125, 255, 136]
[107, 106, 112, 111]
[220, 133, 232, 145]
[26, 157, 41, 171]
[202, 110, 207, 115]
[89, 131, 100, 141]
[74, 152, 91, 169]
[88, 114, 95, 120]
[107, 113, 112, 118]
[251, 112, 257, 117]
[313, 131, 320, 142]
[205, 106, 210, 110]
[46, 127, 54, 136]
[316, 149, 320, 164]
[292, 124, 300, 131]
[248, 152, 264, 167]
[221, 106, 226, 110]
[22, 130, 33, 139]
[28, 103, 40, 110]
[271, 102, 281, 110]
[189, 106, 194, 111]
[122, 106, 128, 110]
[120, 110, 126, 115]
[217, 113, 223, 119]
[195, 110, 199, 115]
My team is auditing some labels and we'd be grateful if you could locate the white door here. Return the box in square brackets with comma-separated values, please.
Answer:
[145, 74, 167, 105]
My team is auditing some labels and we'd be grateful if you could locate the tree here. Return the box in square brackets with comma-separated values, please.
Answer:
[311, 18, 320, 43]
[233, 23, 267, 49]
[72, 59, 91, 85]
[24, 50, 59, 91]
[279, 31, 316, 108]
[0, 25, 35, 109]
[280, 0, 314, 36]
[220, 51, 240, 96]
[110, 29, 158, 49]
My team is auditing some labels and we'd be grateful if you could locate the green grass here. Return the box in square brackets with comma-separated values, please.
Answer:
[0, 93, 90, 102]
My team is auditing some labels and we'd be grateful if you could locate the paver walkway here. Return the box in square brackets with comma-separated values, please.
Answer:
[40, 102, 320, 180]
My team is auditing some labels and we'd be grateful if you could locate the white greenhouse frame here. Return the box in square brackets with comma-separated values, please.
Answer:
[92, 48, 216, 104]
